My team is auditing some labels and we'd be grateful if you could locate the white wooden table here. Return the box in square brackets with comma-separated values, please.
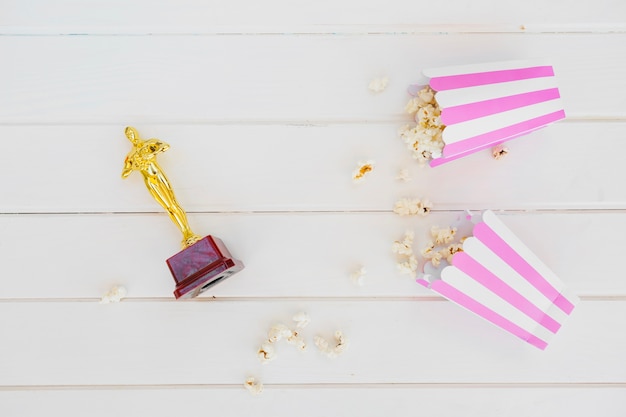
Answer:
[1, 1, 625, 415]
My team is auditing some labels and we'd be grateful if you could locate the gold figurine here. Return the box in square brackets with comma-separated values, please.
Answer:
[122, 126, 201, 248]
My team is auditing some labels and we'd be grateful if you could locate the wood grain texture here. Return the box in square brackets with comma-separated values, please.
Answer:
[0, 301, 624, 386]
[0, 212, 624, 298]
[1, 123, 625, 213]
[2, 1, 625, 415]
[2, 387, 626, 417]
[0, 385, 626, 417]
[1, 35, 625, 124]
[2, 0, 625, 33]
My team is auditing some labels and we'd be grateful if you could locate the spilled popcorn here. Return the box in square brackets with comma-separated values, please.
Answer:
[393, 197, 432, 216]
[421, 224, 467, 268]
[257, 342, 277, 364]
[293, 312, 311, 329]
[392, 230, 414, 256]
[399, 85, 445, 165]
[397, 255, 419, 278]
[267, 324, 293, 343]
[492, 144, 509, 160]
[286, 331, 307, 351]
[440, 243, 464, 264]
[257, 312, 312, 363]
[396, 168, 411, 182]
[244, 377, 264, 396]
[352, 160, 375, 183]
[430, 226, 457, 245]
[392, 230, 419, 278]
[100, 285, 127, 304]
[350, 266, 367, 286]
[421, 241, 443, 267]
[314, 330, 348, 358]
[369, 76, 389, 93]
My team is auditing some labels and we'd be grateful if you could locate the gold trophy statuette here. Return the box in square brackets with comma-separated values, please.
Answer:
[122, 126, 244, 299]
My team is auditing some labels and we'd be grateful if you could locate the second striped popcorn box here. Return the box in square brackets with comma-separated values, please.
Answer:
[417, 211, 578, 349]
[407, 60, 566, 167]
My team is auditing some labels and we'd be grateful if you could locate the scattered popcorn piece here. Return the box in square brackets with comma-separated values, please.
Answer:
[393, 197, 415, 216]
[244, 377, 264, 396]
[421, 241, 444, 267]
[293, 312, 311, 329]
[267, 323, 293, 343]
[333, 331, 348, 356]
[369, 76, 389, 93]
[399, 86, 445, 164]
[440, 243, 464, 263]
[350, 266, 367, 286]
[352, 160, 375, 183]
[315, 331, 348, 358]
[405, 97, 421, 114]
[396, 168, 410, 182]
[420, 221, 467, 269]
[393, 230, 418, 277]
[100, 285, 127, 304]
[286, 331, 307, 351]
[492, 144, 509, 160]
[421, 240, 435, 257]
[393, 197, 432, 216]
[314, 335, 329, 352]
[392, 230, 414, 256]
[396, 255, 419, 278]
[430, 251, 444, 267]
[417, 199, 433, 216]
[417, 87, 435, 104]
[430, 226, 457, 245]
[257, 342, 277, 364]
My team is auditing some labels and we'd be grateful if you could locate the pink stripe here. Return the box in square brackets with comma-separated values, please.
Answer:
[441, 88, 561, 125]
[453, 252, 561, 333]
[442, 110, 565, 158]
[431, 280, 548, 349]
[473, 222, 575, 314]
[430, 66, 555, 91]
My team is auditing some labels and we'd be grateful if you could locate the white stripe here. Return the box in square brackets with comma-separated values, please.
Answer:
[462, 237, 569, 324]
[423, 59, 553, 78]
[435, 76, 559, 108]
[441, 266, 555, 343]
[442, 98, 564, 145]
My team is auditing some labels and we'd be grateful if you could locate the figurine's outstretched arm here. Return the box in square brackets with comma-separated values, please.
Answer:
[121, 157, 133, 178]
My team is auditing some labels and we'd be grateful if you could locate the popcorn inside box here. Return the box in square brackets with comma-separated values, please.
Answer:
[417, 210, 578, 350]
[401, 60, 566, 167]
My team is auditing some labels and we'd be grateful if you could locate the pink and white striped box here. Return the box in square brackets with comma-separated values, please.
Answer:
[417, 211, 578, 350]
[418, 60, 566, 167]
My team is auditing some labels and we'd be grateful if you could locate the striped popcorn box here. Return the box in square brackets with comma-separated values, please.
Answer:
[417, 60, 566, 167]
[417, 211, 578, 350]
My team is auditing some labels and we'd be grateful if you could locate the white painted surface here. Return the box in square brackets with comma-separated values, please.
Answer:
[1, 1, 625, 416]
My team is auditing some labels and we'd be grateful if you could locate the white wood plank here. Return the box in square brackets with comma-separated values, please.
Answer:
[0, 212, 623, 299]
[2, 387, 625, 417]
[1, 35, 625, 123]
[1, 123, 625, 213]
[1, 0, 625, 34]
[0, 300, 623, 385]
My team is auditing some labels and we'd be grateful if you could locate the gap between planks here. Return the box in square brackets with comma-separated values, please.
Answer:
[1, 382, 625, 391]
[0, 117, 625, 127]
[1, 208, 626, 216]
[2, 28, 626, 36]
[0, 295, 624, 303]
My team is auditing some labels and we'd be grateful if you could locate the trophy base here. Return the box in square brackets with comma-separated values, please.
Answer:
[166, 235, 244, 299]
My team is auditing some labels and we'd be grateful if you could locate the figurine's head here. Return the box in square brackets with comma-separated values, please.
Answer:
[125, 126, 141, 146]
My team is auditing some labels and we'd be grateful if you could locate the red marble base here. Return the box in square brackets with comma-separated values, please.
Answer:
[166, 235, 244, 299]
